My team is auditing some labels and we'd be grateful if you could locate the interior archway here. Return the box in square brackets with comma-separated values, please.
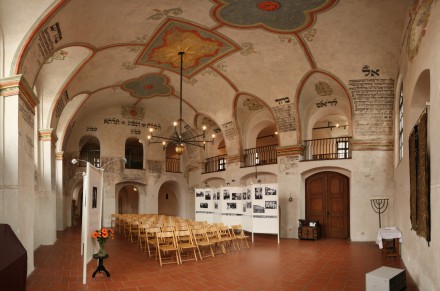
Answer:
[158, 181, 179, 216]
[118, 185, 139, 214]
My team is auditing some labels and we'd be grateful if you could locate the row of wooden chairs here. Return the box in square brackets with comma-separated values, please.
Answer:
[111, 214, 250, 267]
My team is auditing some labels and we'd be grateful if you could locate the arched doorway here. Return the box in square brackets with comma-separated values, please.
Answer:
[305, 171, 349, 239]
[158, 182, 178, 216]
[118, 185, 139, 214]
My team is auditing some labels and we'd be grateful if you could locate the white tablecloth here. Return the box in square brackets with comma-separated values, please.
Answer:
[376, 227, 403, 249]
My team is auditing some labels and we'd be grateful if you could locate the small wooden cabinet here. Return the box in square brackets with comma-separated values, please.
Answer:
[298, 219, 321, 240]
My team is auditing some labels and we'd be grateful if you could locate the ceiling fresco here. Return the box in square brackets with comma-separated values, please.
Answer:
[7, 0, 411, 150]
[135, 18, 241, 78]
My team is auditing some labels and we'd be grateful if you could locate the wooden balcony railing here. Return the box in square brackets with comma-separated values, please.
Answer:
[240, 145, 277, 168]
[202, 154, 227, 174]
[302, 137, 352, 161]
[165, 157, 180, 173]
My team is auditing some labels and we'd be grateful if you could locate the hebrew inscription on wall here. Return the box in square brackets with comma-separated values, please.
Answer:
[221, 121, 238, 141]
[272, 97, 296, 132]
[349, 78, 394, 138]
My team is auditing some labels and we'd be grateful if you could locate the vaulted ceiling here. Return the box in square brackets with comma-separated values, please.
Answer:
[6, 0, 410, 151]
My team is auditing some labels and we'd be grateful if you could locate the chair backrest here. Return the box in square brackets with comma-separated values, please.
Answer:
[157, 231, 177, 246]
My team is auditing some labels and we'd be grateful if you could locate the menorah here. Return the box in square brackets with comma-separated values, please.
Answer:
[370, 197, 389, 228]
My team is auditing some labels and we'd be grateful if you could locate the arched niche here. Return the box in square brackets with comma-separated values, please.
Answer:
[297, 71, 352, 142]
[78, 135, 100, 167]
[239, 171, 277, 185]
[410, 69, 430, 126]
[158, 181, 179, 216]
[125, 137, 143, 169]
[234, 93, 277, 150]
[117, 185, 140, 214]
[202, 177, 226, 188]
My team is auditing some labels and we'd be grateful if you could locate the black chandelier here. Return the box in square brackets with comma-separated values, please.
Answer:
[147, 51, 215, 155]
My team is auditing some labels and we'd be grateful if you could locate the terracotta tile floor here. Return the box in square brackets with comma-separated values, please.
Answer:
[27, 225, 418, 291]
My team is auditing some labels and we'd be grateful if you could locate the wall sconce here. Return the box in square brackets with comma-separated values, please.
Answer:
[288, 193, 293, 203]
[226, 183, 230, 186]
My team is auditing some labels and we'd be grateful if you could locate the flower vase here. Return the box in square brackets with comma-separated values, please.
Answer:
[97, 239, 107, 257]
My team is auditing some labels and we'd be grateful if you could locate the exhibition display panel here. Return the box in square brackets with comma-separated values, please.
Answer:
[195, 183, 279, 243]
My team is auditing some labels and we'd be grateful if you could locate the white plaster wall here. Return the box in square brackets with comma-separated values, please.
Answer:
[392, 3, 440, 288]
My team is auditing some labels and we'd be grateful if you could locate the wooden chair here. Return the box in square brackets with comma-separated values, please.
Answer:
[129, 221, 140, 243]
[156, 231, 180, 266]
[145, 227, 161, 258]
[176, 230, 198, 263]
[231, 224, 250, 250]
[218, 225, 236, 252]
[206, 227, 226, 255]
[192, 228, 215, 260]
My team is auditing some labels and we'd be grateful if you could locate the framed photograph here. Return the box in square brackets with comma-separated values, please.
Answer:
[205, 191, 211, 200]
[200, 202, 208, 209]
[214, 202, 218, 209]
[253, 205, 265, 213]
[265, 201, 277, 209]
[242, 192, 247, 200]
[92, 187, 97, 209]
[232, 193, 241, 200]
[227, 202, 237, 209]
[265, 187, 277, 195]
[196, 191, 204, 197]
[223, 189, 230, 200]
[255, 187, 263, 199]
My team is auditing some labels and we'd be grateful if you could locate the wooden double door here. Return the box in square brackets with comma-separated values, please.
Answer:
[305, 171, 349, 239]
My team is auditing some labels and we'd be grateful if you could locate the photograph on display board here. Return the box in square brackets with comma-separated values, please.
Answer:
[205, 191, 211, 200]
[196, 191, 204, 197]
[227, 202, 237, 209]
[92, 187, 98, 208]
[216, 192, 220, 200]
[214, 202, 218, 209]
[247, 201, 252, 209]
[243, 204, 246, 212]
[223, 189, 230, 200]
[265, 187, 277, 195]
[213, 192, 217, 200]
[200, 202, 208, 209]
[242, 192, 247, 200]
[253, 205, 265, 213]
[232, 193, 241, 200]
[265, 201, 277, 209]
[247, 189, 251, 200]
[255, 187, 263, 199]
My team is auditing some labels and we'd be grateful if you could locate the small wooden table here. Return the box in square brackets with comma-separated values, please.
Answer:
[92, 254, 110, 277]
[376, 227, 402, 257]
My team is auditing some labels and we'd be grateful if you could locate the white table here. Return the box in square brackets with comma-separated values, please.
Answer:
[376, 227, 402, 257]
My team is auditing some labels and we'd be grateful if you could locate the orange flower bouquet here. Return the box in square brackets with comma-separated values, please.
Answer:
[92, 227, 114, 256]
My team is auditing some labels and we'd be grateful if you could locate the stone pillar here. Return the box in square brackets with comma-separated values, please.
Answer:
[0, 75, 38, 274]
[55, 151, 65, 229]
[36, 129, 57, 244]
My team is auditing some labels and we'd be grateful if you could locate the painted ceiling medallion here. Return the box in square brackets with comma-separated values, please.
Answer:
[407, 0, 434, 61]
[136, 18, 240, 78]
[212, 0, 338, 33]
[121, 73, 173, 99]
[257, 1, 281, 11]
[121, 106, 145, 120]
[243, 97, 264, 111]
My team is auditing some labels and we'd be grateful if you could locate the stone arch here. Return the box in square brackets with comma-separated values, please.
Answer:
[158, 181, 179, 216]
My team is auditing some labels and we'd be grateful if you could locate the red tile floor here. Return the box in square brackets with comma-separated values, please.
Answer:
[27, 225, 418, 291]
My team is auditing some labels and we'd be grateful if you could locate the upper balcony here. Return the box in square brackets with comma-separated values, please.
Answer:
[202, 154, 227, 174]
[240, 144, 278, 168]
[302, 136, 352, 161]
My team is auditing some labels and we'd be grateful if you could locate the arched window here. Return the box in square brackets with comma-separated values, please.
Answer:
[79, 136, 100, 167]
[398, 84, 404, 161]
[125, 138, 143, 169]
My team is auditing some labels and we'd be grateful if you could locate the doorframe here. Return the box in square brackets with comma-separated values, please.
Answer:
[301, 167, 351, 238]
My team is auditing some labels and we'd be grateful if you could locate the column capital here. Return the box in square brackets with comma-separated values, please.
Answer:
[38, 129, 58, 144]
[0, 75, 39, 113]
[55, 151, 64, 160]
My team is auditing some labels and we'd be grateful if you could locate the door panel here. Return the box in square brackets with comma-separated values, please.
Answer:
[306, 171, 349, 239]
